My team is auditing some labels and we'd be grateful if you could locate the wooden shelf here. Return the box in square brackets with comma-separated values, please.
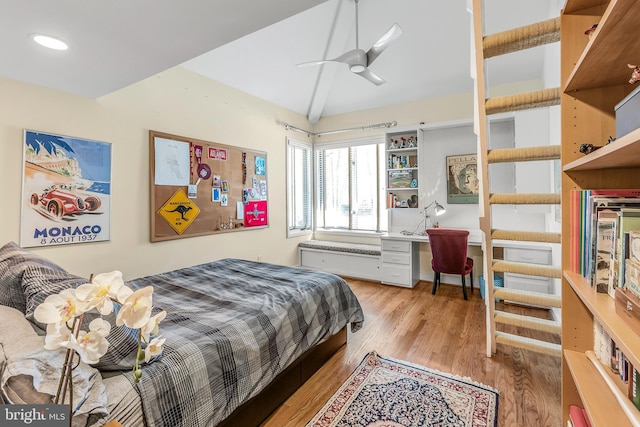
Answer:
[563, 0, 607, 14]
[564, 0, 640, 92]
[563, 127, 640, 171]
[564, 271, 640, 368]
[387, 148, 417, 153]
[564, 349, 634, 427]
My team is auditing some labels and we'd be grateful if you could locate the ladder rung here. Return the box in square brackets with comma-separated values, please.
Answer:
[489, 193, 560, 205]
[485, 88, 560, 115]
[493, 287, 561, 308]
[495, 331, 561, 357]
[494, 311, 561, 335]
[490, 229, 561, 244]
[493, 260, 562, 279]
[483, 17, 560, 58]
[487, 146, 560, 163]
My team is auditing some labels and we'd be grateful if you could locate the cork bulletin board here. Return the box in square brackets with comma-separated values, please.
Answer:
[149, 130, 268, 242]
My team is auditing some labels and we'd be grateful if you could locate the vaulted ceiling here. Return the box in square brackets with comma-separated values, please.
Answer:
[1, 0, 562, 124]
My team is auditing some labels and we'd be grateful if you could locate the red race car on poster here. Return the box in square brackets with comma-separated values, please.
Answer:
[30, 186, 101, 218]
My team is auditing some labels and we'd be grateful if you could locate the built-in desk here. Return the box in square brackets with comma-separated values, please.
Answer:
[380, 231, 482, 288]
[381, 231, 553, 293]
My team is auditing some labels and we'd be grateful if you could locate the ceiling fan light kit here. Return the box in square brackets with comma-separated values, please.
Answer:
[297, 0, 401, 85]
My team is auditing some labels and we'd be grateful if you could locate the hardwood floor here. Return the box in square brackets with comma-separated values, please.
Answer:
[263, 279, 561, 427]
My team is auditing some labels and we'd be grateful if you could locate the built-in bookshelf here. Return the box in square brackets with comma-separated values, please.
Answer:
[385, 130, 419, 210]
[561, 0, 640, 425]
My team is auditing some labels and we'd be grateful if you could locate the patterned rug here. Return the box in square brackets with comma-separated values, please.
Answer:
[306, 351, 498, 427]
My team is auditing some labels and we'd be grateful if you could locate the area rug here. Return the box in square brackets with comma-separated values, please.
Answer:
[306, 351, 498, 427]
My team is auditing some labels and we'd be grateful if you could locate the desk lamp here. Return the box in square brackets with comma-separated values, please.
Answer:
[424, 200, 446, 230]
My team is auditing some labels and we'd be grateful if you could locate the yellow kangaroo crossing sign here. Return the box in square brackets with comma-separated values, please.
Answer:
[158, 189, 200, 234]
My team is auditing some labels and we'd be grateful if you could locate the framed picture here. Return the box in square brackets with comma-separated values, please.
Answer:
[21, 130, 112, 247]
[446, 154, 479, 204]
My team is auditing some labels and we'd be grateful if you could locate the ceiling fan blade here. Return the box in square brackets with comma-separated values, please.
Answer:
[366, 23, 402, 66]
[355, 68, 385, 86]
[297, 59, 337, 67]
[298, 49, 367, 68]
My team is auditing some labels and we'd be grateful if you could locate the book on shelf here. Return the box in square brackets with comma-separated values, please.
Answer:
[615, 209, 640, 292]
[568, 404, 591, 427]
[593, 210, 617, 294]
[569, 189, 640, 284]
[626, 258, 640, 299]
[630, 231, 640, 266]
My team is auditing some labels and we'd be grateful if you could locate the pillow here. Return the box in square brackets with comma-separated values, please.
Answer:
[0, 306, 108, 424]
[21, 264, 140, 371]
[0, 241, 68, 313]
[21, 263, 88, 327]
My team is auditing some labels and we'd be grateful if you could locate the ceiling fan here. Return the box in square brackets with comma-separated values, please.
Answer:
[297, 0, 402, 86]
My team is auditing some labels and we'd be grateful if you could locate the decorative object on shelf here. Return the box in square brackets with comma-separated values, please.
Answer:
[407, 136, 416, 148]
[410, 178, 418, 188]
[584, 24, 598, 38]
[407, 195, 418, 208]
[388, 170, 413, 188]
[33, 271, 165, 414]
[579, 143, 601, 154]
[629, 64, 640, 85]
[446, 154, 479, 204]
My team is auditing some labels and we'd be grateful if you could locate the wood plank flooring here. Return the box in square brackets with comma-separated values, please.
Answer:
[262, 279, 561, 427]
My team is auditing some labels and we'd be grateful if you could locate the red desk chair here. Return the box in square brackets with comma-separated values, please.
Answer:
[426, 228, 474, 300]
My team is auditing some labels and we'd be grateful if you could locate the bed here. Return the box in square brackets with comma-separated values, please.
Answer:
[0, 242, 365, 427]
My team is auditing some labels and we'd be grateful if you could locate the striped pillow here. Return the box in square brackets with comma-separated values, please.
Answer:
[21, 263, 139, 371]
[0, 241, 67, 313]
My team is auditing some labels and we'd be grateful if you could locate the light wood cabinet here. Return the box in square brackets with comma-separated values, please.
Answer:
[561, 0, 640, 425]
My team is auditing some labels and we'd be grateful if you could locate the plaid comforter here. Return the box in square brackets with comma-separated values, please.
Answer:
[127, 258, 364, 427]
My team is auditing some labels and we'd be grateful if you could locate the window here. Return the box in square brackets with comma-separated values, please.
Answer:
[286, 137, 313, 236]
[315, 136, 387, 233]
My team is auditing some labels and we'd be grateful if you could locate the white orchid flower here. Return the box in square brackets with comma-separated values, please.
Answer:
[43, 322, 72, 350]
[75, 270, 125, 315]
[144, 336, 165, 363]
[66, 318, 111, 365]
[141, 310, 167, 341]
[34, 288, 87, 326]
[116, 286, 154, 329]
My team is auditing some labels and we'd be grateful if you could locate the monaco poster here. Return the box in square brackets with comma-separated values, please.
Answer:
[21, 130, 112, 248]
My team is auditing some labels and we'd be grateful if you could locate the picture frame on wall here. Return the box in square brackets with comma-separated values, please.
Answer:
[21, 130, 112, 248]
[446, 154, 479, 204]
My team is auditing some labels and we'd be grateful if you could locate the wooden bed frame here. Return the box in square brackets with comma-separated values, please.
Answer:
[217, 327, 347, 427]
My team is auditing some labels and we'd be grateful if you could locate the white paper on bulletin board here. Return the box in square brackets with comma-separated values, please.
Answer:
[154, 137, 190, 186]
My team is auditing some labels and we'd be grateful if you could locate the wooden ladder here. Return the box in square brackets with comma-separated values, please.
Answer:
[471, 0, 562, 357]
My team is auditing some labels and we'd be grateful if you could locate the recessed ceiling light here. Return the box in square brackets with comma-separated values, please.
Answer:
[30, 34, 68, 51]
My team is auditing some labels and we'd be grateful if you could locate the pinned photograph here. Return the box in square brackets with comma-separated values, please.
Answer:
[255, 156, 265, 175]
[212, 187, 221, 202]
[221, 194, 228, 207]
[221, 180, 229, 192]
[213, 175, 221, 187]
